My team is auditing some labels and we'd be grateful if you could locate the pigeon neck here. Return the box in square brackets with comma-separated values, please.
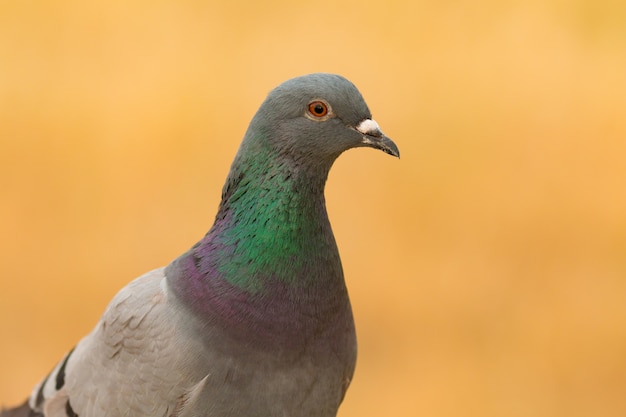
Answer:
[211, 144, 338, 286]
[165, 144, 351, 346]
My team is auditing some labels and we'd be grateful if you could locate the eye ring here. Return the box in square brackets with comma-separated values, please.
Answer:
[306, 100, 332, 120]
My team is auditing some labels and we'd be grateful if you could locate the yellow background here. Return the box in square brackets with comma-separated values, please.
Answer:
[1, 1, 625, 416]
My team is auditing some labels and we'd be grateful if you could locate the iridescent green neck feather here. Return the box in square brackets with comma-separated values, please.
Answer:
[209, 133, 341, 293]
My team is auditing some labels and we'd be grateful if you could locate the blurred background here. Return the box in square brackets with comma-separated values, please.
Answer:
[1, 1, 625, 416]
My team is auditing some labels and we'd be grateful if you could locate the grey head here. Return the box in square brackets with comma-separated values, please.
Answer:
[239, 73, 399, 173]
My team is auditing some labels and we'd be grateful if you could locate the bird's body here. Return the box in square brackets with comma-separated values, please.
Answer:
[2, 73, 399, 417]
[30, 267, 354, 417]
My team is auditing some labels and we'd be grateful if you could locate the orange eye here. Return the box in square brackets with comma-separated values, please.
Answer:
[308, 101, 329, 118]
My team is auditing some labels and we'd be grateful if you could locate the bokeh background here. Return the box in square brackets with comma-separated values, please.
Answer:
[1, 1, 625, 416]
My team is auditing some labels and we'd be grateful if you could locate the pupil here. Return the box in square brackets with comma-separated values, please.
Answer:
[314, 104, 324, 114]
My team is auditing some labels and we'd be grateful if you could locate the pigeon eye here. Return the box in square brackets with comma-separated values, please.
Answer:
[308, 101, 329, 118]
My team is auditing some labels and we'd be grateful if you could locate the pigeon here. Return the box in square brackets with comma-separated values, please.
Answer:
[1, 73, 400, 417]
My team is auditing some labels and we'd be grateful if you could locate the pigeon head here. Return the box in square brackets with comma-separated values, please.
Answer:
[240, 73, 399, 173]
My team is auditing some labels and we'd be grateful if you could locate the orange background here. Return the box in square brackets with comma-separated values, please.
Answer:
[1, 1, 626, 416]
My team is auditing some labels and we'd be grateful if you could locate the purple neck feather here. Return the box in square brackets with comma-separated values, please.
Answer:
[165, 159, 354, 351]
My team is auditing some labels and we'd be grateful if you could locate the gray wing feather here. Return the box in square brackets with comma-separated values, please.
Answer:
[25, 268, 210, 417]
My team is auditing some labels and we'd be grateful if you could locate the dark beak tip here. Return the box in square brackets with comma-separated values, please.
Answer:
[382, 136, 400, 158]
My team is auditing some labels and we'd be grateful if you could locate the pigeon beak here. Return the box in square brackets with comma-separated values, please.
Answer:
[355, 119, 400, 158]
